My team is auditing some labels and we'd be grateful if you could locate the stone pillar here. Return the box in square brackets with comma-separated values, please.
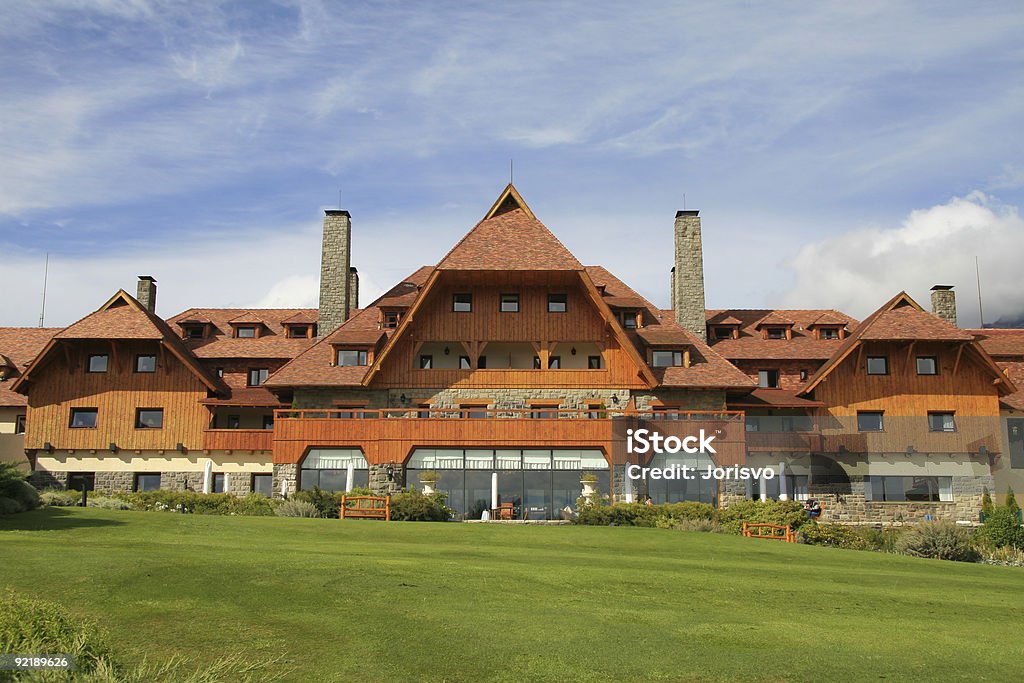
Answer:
[318, 210, 351, 337]
[136, 276, 157, 313]
[673, 210, 707, 341]
[94, 471, 134, 493]
[162, 471, 203, 492]
[930, 285, 957, 326]
[369, 463, 405, 495]
[273, 463, 298, 499]
[719, 479, 746, 508]
[227, 472, 251, 496]
[348, 267, 359, 312]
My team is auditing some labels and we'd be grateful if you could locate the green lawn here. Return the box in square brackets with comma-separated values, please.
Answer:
[1, 508, 1022, 682]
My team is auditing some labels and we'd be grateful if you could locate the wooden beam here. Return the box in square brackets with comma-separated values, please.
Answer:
[905, 341, 916, 367]
[952, 343, 965, 376]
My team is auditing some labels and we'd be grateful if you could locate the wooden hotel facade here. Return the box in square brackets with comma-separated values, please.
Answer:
[2, 185, 1022, 523]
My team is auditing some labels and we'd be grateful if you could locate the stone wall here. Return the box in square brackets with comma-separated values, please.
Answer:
[806, 475, 989, 525]
[28, 469, 66, 490]
[318, 210, 351, 337]
[369, 462, 405, 495]
[94, 471, 134, 493]
[226, 472, 252, 495]
[296, 387, 727, 414]
[273, 463, 298, 499]
[673, 211, 707, 342]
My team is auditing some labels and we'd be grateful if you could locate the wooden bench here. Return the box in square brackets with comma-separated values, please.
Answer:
[340, 495, 391, 521]
[742, 521, 795, 543]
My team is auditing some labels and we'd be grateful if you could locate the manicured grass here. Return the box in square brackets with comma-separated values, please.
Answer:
[1, 509, 1022, 682]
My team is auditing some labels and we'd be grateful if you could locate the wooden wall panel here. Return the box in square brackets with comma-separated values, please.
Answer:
[24, 340, 210, 451]
[812, 341, 1003, 453]
[374, 275, 647, 388]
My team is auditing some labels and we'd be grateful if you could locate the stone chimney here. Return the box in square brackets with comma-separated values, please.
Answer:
[318, 209, 352, 337]
[930, 285, 957, 327]
[348, 267, 360, 312]
[136, 276, 157, 313]
[673, 210, 707, 341]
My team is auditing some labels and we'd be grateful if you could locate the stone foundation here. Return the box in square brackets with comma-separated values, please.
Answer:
[94, 471, 135, 493]
[273, 463, 298, 498]
[28, 469, 66, 490]
[369, 462, 405, 495]
[226, 472, 252, 495]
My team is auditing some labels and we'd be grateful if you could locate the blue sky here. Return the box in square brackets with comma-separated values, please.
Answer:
[2, 1, 1023, 327]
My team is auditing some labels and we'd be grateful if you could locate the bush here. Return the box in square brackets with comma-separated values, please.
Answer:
[895, 521, 979, 562]
[0, 463, 40, 515]
[575, 501, 715, 527]
[801, 523, 871, 550]
[119, 491, 278, 516]
[0, 590, 115, 676]
[982, 487, 994, 517]
[716, 499, 810, 535]
[292, 486, 376, 519]
[88, 496, 133, 510]
[40, 488, 83, 506]
[662, 518, 720, 533]
[389, 489, 453, 521]
[1006, 487, 1021, 517]
[274, 500, 322, 518]
[976, 506, 1024, 550]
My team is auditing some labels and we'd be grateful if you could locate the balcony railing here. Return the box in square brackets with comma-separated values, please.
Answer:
[202, 428, 273, 452]
[275, 408, 745, 421]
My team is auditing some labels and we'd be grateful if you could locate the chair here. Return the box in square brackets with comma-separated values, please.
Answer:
[498, 502, 514, 520]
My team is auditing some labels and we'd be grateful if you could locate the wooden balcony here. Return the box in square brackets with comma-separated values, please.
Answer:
[202, 429, 274, 452]
[744, 416, 822, 453]
[272, 409, 747, 466]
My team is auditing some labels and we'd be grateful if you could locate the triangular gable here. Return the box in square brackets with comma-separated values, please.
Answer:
[800, 291, 1015, 396]
[13, 289, 225, 394]
[437, 185, 583, 271]
[482, 183, 536, 221]
[361, 269, 441, 386]
[576, 271, 657, 387]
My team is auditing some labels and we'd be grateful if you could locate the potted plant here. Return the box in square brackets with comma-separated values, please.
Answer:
[419, 470, 441, 495]
[580, 471, 598, 502]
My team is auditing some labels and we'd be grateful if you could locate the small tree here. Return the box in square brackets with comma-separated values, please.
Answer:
[1006, 487, 1021, 519]
[981, 487, 994, 517]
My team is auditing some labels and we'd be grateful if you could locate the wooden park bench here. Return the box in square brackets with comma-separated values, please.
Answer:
[742, 521, 795, 543]
[340, 495, 391, 521]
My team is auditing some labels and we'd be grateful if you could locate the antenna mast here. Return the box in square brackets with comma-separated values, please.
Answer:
[975, 256, 985, 328]
[38, 252, 49, 328]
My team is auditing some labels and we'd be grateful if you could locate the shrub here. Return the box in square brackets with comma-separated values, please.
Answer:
[663, 518, 720, 533]
[0, 462, 40, 515]
[802, 523, 871, 550]
[895, 521, 979, 562]
[120, 491, 278, 516]
[575, 501, 715, 527]
[1006, 487, 1021, 518]
[976, 505, 1024, 550]
[389, 489, 453, 521]
[716, 499, 810, 535]
[293, 487, 343, 519]
[981, 487, 994, 517]
[40, 488, 83, 507]
[88, 496, 133, 510]
[274, 500, 321, 518]
[0, 590, 115, 676]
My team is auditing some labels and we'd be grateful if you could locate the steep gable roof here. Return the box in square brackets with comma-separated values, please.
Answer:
[800, 292, 1013, 396]
[0, 328, 60, 407]
[437, 185, 583, 271]
[13, 290, 226, 395]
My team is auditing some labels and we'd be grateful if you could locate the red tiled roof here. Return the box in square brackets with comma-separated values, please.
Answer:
[167, 308, 319, 359]
[997, 361, 1024, 410]
[755, 312, 795, 328]
[281, 311, 319, 324]
[969, 329, 1024, 357]
[800, 292, 1013, 397]
[859, 307, 973, 341]
[585, 266, 755, 389]
[807, 312, 848, 328]
[708, 314, 743, 326]
[55, 303, 164, 340]
[728, 389, 824, 409]
[228, 312, 267, 324]
[437, 207, 583, 271]
[199, 386, 285, 407]
[0, 328, 60, 407]
[704, 309, 858, 360]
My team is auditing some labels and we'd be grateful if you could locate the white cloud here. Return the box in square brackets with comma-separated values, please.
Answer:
[782, 193, 1024, 326]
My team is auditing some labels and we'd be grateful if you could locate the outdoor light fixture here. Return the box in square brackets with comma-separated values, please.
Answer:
[386, 464, 395, 481]
[611, 394, 619, 405]
[444, 346, 450, 355]
[979, 446, 989, 456]
[176, 442, 187, 454]
[109, 442, 119, 453]
[906, 446, 917, 455]
[571, 346, 577, 355]
[43, 442, 54, 454]
[400, 393, 408, 405]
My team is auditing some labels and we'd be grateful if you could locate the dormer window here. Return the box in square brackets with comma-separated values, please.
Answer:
[336, 349, 368, 366]
[619, 310, 639, 329]
[766, 327, 787, 340]
[818, 328, 839, 340]
[235, 326, 257, 338]
[651, 350, 684, 367]
[183, 325, 206, 340]
[286, 324, 311, 339]
[712, 326, 735, 340]
[383, 311, 401, 328]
